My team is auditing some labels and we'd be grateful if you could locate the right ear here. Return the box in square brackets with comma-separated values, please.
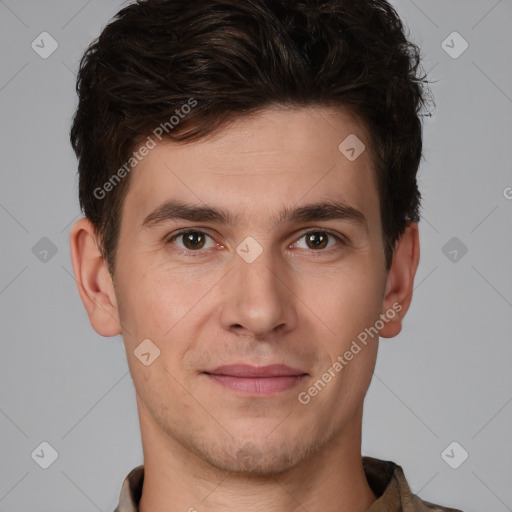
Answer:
[69, 217, 122, 337]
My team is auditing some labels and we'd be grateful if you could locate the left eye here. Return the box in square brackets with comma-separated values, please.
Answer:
[293, 230, 342, 251]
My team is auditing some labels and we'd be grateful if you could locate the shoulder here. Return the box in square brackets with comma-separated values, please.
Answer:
[362, 456, 464, 512]
[113, 465, 144, 512]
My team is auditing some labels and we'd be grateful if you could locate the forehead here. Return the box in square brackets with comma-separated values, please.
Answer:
[121, 106, 380, 230]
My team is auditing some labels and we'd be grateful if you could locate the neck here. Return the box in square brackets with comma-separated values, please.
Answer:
[137, 401, 377, 512]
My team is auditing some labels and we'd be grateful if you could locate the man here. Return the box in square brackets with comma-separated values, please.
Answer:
[68, 0, 463, 510]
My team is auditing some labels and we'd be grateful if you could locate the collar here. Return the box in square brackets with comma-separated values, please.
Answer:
[113, 456, 463, 512]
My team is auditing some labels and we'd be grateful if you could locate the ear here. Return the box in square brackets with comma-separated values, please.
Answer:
[69, 217, 122, 337]
[379, 221, 420, 338]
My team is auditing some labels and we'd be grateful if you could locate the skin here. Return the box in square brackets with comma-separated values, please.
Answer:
[70, 105, 420, 512]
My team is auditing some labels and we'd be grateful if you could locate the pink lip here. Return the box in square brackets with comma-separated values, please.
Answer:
[204, 364, 308, 395]
[206, 364, 306, 377]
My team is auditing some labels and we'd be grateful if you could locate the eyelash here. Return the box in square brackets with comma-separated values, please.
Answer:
[164, 228, 347, 257]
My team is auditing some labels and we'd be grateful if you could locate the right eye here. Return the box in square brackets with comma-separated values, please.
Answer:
[165, 229, 218, 254]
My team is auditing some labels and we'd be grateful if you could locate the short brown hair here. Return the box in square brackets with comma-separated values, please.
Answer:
[70, 0, 434, 276]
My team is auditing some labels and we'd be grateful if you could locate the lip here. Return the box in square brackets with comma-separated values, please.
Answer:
[206, 364, 307, 377]
[203, 364, 308, 395]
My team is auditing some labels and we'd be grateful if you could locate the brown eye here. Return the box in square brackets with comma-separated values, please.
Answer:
[167, 230, 215, 252]
[305, 232, 329, 249]
[182, 231, 206, 250]
[293, 230, 345, 251]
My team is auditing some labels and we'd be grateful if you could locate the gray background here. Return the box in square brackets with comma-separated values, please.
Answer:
[1, 1, 511, 510]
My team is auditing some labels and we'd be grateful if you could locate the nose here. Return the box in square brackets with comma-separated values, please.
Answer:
[219, 245, 297, 340]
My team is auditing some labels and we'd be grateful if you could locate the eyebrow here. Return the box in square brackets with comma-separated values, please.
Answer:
[142, 198, 369, 233]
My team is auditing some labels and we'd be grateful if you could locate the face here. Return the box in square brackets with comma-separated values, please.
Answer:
[99, 106, 396, 474]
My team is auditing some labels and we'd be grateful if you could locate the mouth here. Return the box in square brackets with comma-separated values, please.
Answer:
[203, 364, 308, 395]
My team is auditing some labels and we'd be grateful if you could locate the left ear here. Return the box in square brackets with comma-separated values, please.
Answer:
[379, 221, 420, 338]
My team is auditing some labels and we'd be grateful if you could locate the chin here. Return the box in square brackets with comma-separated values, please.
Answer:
[195, 435, 320, 476]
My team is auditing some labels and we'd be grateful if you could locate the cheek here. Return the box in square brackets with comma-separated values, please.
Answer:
[297, 262, 384, 346]
[115, 260, 188, 342]
[116, 257, 220, 376]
